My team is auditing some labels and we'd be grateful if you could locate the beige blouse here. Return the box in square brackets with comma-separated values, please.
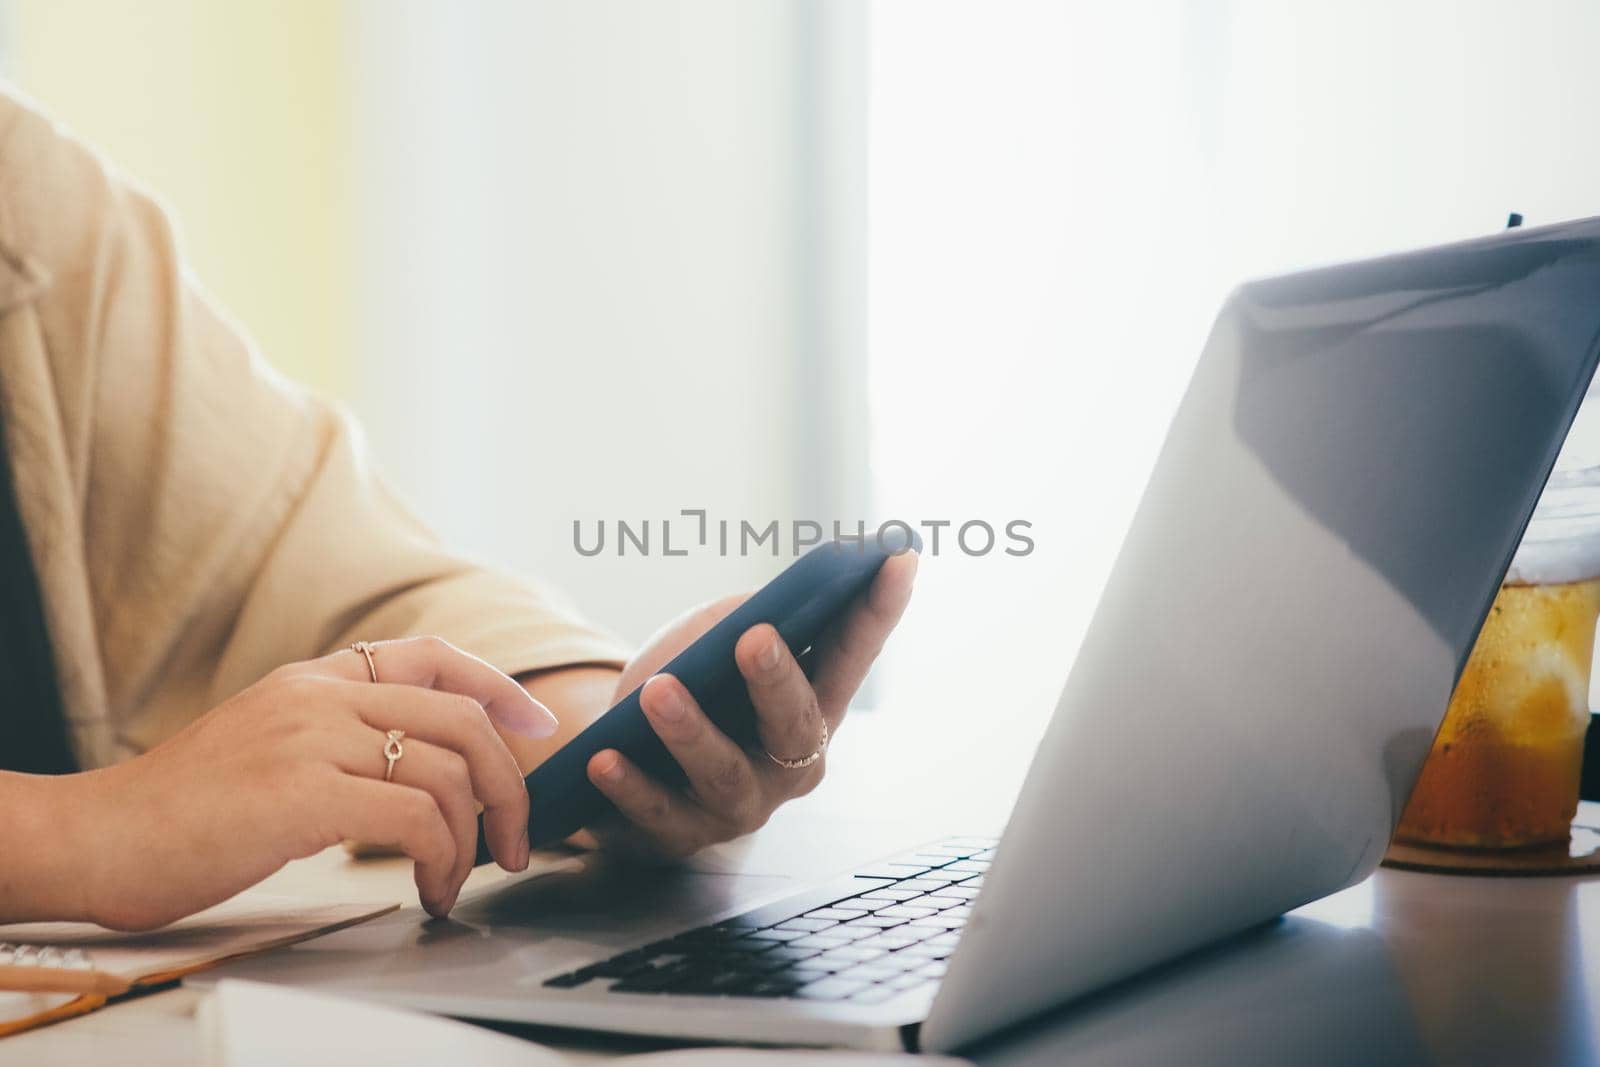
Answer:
[0, 87, 628, 769]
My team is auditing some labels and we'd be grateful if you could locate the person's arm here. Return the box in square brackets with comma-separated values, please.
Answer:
[0, 771, 91, 923]
[0, 637, 554, 929]
[0, 88, 629, 765]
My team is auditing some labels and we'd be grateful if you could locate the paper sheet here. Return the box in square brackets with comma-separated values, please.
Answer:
[0, 896, 396, 994]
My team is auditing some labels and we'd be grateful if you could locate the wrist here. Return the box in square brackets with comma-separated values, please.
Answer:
[0, 768, 105, 924]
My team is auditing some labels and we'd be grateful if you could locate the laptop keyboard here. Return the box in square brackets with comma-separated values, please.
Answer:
[542, 837, 997, 1005]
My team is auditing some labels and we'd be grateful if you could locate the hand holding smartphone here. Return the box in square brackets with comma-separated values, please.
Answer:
[475, 533, 919, 862]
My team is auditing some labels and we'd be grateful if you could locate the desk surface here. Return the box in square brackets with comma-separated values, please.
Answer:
[7, 713, 1600, 1066]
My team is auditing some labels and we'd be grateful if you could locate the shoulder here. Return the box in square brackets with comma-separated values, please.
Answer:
[0, 83, 177, 295]
[0, 86, 56, 308]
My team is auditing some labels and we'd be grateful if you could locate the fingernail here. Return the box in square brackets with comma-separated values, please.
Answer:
[650, 679, 687, 724]
[494, 698, 560, 739]
[518, 828, 531, 872]
[595, 750, 623, 781]
[758, 633, 783, 671]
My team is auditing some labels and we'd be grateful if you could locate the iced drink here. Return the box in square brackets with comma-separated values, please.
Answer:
[1396, 464, 1600, 849]
[1396, 577, 1600, 848]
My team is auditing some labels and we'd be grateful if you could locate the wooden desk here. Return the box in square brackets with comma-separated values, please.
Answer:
[8, 712, 1600, 1065]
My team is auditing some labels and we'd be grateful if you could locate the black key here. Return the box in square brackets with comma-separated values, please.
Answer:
[684, 950, 760, 972]
[542, 971, 591, 988]
[898, 943, 945, 959]
[849, 962, 906, 982]
[758, 945, 823, 967]
[680, 925, 749, 943]
[591, 954, 663, 978]
[741, 928, 808, 944]
[668, 960, 767, 994]
[869, 949, 926, 968]
[889, 852, 962, 868]
[744, 953, 804, 975]
[860, 888, 924, 903]
[927, 886, 980, 902]
[805, 907, 869, 922]
[610, 977, 667, 994]
[716, 877, 896, 931]
[838, 895, 902, 915]
[814, 946, 885, 966]
[705, 969, 764, 993]
[661, 978, 722, 996]
[717, 939, 776, 956]
[853, 864, 934, 881]
[790, 933, 852, 950]
[905, 871, 966, 885]
[855, 930, 927, 952]
[744, 977, 805, 998]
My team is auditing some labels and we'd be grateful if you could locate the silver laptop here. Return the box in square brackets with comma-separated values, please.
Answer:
[198, 218, 1600, 1053]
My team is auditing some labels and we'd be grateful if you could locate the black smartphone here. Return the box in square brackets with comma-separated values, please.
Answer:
[474, 531, 918, 863]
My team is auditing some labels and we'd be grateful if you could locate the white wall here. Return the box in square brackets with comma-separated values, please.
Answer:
[0, 0, 352, 397]
[346, 0, 863, 643]
[868, 0, 1600, 761]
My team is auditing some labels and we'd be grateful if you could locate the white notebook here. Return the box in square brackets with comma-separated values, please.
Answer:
[200, 979, 971, 1067]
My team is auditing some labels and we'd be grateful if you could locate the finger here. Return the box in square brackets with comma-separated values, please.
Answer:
[313, 635, 558, 739]
[340, 682, 530, 872]
[323, 775, 457, 915]
[329, 724, 481, 909]
[734, 624, 826, 772]
[638, 674, 767, 832]
[587, 749, 715, 858]
[810, 551, 918, 718]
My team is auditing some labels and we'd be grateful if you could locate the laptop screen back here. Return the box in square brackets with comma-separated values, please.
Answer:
[924, 220, 1600, 1052]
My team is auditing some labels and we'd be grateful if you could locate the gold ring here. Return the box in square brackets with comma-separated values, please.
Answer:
[765, 717, 829, 770]
[351, 641, 379, 684]
[383, 729, 406, 782]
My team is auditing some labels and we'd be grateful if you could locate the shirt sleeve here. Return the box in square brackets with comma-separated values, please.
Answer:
[0, 89, 628, 755]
